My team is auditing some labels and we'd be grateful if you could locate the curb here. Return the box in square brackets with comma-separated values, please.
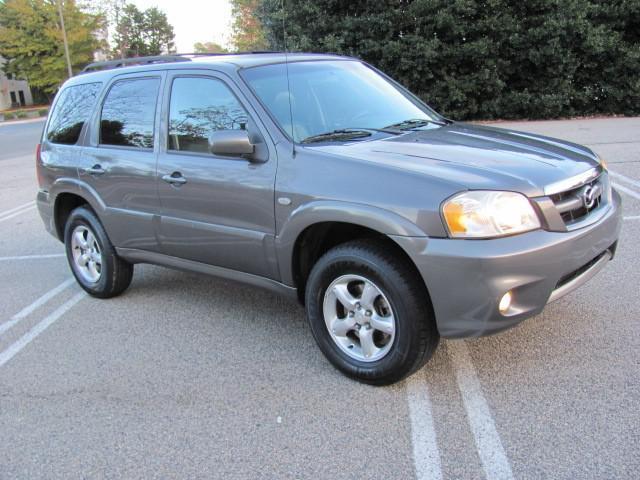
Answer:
[0, 117, 47, 127]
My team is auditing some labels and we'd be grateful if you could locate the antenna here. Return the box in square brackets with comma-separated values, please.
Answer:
[282, 0, 296, 156]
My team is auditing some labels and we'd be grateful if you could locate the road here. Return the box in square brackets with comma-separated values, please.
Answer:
[0, 119, 43, 160]
[0, 117, 639, 479]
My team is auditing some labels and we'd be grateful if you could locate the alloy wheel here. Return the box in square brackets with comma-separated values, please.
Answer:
[322, 274, 396, 362]
[70, 225, 102, 283]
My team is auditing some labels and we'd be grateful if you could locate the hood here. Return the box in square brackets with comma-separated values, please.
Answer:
[304, 122, 600, 197]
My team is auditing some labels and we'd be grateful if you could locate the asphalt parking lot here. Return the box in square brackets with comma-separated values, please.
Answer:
[1, 117, 639, 479]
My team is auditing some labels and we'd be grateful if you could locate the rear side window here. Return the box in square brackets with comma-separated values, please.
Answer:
[46, 82, 102, 145]
[100, 77, 160, 149]
[168, 77, 249, 153]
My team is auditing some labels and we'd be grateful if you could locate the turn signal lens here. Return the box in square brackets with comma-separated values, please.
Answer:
[442, 191, 541, 238]
[599, 156, 608, 171]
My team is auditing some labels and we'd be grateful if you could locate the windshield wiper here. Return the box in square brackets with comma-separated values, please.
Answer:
[301, 129, 372, 144]
[302, 126, 405, 144]
[383, 118, 449, 130]
[301, 126, 406, 144]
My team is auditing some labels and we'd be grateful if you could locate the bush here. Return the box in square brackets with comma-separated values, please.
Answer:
[38, 108, 48, 117]
[258, 0, 640, 120]
[15, 111, 28, 119]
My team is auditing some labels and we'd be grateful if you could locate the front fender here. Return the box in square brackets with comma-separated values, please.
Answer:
[275, 200, 428, 286]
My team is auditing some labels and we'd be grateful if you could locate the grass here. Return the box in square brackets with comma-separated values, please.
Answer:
[0, 104, 49, 121]
[1, 104, 48, 114]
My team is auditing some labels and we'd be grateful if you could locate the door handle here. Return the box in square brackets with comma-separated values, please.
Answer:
[162, 172, 187, 185]
[85, 164, 105, 176]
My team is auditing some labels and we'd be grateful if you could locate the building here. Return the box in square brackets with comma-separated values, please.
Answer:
[0, 57, 34, 111]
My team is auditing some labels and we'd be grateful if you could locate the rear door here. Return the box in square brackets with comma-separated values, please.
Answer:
[79, 72, 164, 251]
[156, 70, 278, 278]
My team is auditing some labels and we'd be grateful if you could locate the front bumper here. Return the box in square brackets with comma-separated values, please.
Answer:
[392, 189, 622, 338]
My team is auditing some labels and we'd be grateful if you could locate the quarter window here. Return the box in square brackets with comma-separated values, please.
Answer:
[46, 82, 102, 145]
[100, 77, 160, 149]
[168, 77, 249, 153]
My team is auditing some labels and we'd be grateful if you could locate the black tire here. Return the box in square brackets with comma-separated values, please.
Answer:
[305, 239, 439, 385]
[64, 206, 133, 298]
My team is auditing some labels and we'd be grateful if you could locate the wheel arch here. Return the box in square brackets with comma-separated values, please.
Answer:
[276, 201, 429, 302]
[51, 179, 106, 241]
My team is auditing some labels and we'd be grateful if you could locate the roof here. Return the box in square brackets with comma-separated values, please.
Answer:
[191, 52, 350, 68]
[68, 52, 352, 87]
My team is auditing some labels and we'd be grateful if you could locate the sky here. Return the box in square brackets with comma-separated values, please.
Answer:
[130, 0, 234, 52]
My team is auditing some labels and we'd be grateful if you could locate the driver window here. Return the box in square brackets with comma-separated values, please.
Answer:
[168, 77, 249, 153]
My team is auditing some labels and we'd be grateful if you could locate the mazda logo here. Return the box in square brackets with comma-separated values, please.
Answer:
[581, 185, 597, 209]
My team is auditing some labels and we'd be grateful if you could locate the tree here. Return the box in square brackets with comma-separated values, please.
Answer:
[112, 4, 175, 58]
[257, 0, 640, 120]
[144, 7, 175, 55]
[231, 0, 268, 51]
[0, 0, 104, 95]
[193, 41, 228, 54]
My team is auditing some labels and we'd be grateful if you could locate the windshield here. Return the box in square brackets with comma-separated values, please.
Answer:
[241, 60, 440, 143]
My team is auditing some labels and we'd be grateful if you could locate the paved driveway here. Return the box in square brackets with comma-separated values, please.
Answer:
[0, 117, 638, 479]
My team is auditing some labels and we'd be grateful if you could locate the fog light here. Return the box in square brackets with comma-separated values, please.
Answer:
[499, 291, 512, 314]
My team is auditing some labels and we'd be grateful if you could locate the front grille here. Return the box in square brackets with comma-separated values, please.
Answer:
[549, 175, 603, 226]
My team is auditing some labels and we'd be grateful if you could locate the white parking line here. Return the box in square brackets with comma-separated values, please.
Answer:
[448, 341, 514, 480]
[613, 182, 640, 201]
[407, 370, 443, 480]
[0, 291, 85, 367]
[609, 170, 640, 190]
[0, 204, 36, 223]
[0, 254, 65, 261]
[0, 278, 75, 336]
[0, 201, 35, 217]
[624, 215, 640, 221]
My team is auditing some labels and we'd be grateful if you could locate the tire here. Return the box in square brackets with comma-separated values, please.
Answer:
[64, 206, 133, 298]
[305, 238, 439, 385]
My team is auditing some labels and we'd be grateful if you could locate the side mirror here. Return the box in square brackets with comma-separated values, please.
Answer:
[208, 130, 255, 157]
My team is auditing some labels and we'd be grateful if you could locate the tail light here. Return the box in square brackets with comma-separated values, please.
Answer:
[36, 143, 44, 187]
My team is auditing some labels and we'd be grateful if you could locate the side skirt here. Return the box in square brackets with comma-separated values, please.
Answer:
[116, 247, 298, 300]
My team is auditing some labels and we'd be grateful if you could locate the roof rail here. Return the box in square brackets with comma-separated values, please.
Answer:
[81, 55, 192, 73]
[81, 51, 284, 74]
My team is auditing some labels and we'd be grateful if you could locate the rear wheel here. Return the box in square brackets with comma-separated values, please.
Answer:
[305, 239, 439, 385]
[64, 206, 133, 298]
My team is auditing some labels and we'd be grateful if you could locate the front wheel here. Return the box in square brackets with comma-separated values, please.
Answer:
[64, 206, 133, 298]
[305, 239, 439, 385]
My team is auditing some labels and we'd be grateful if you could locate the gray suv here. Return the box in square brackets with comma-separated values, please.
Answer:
[36, 53, 621, 385]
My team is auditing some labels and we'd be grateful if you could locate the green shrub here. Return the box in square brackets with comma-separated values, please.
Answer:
[258, 0, 640, 120]
[38, 108, 48, 117]
[16, 111, 28, 119]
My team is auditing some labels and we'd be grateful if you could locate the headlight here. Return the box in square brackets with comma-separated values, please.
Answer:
[442, 191, 541, 238]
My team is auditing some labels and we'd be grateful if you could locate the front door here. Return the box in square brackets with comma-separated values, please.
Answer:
[156, 71, 278, 278]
